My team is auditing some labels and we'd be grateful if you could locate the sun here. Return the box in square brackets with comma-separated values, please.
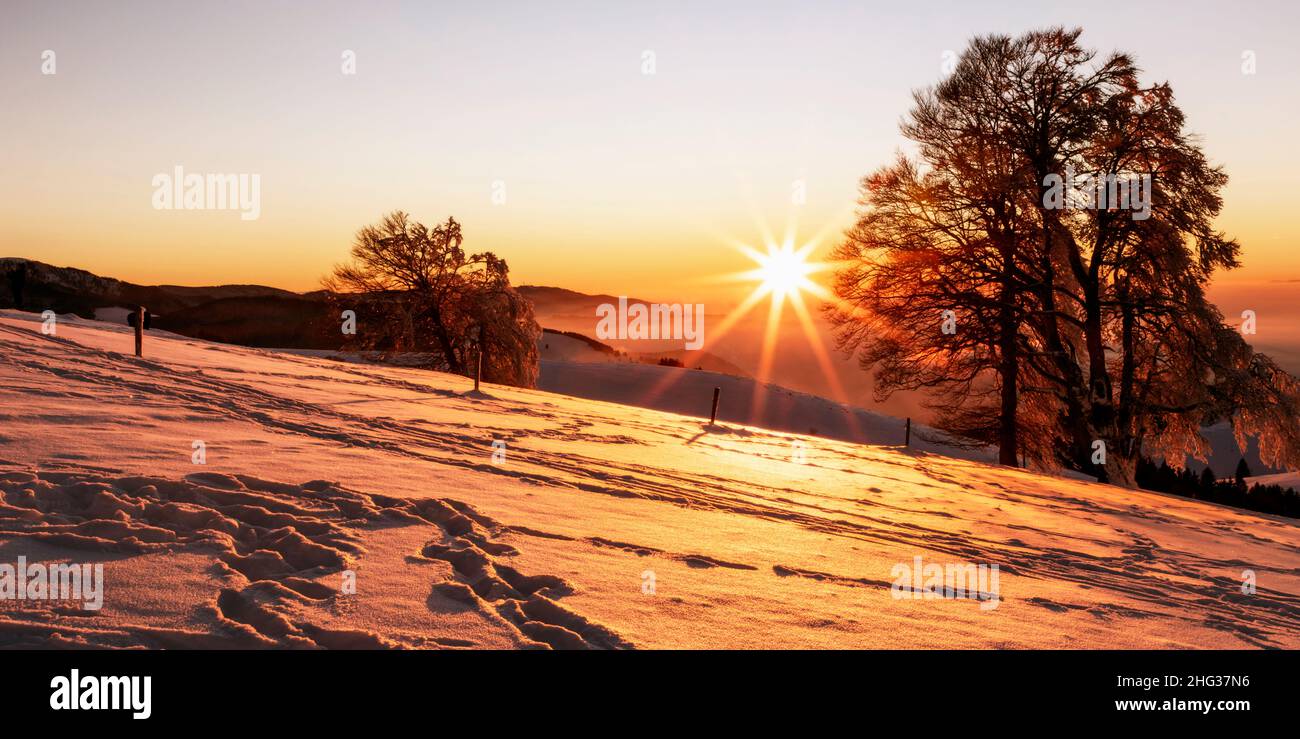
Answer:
[752, 242, 819, 299]
[731, 239, 831, 305]
[635, 224, 859, 430]
[715, 236, 841, 383]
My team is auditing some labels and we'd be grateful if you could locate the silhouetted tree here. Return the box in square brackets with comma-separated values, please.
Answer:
[6, 263, 26, 310]
[323, 211, 541, 388]
[1235, 458, 1252, 486]
[1199, 466, 1216, 490]
[828, 28, 1300, 486]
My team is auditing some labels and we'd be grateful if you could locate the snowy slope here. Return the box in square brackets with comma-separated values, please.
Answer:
[535, 328, 981, 458]
[1, 310, 1298, 649]
[538, 330, 619, 363]
[1248, 472, 1300, 494]
[537, 358, 985, 460]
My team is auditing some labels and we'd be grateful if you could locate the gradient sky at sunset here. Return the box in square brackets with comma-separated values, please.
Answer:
[3, 0, 1298, 306]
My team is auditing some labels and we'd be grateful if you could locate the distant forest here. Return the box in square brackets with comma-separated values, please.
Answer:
[1137, 458, 1300, 518]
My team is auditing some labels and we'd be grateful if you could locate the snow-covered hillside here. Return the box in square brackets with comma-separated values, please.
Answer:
[537, 358, 985, 460]
[2, 310, 1298, 648]
[1248, 472, 1300, 494]
[536, 331, 984, 458]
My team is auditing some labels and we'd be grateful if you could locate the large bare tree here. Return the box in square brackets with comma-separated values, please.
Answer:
[827, 28, 1300, 485]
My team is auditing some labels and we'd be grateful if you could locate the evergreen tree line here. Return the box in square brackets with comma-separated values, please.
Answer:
[1135, 458, 1300, 518]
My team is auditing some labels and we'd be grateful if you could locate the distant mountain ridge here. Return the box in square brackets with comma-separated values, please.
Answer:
[1, 257, 305, 312]
[1, 258, 338, 348]
[0, 261, 740, 372]
[516, 285, 658, 317]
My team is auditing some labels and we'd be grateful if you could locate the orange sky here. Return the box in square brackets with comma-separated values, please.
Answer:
[2, 1, 1297, 307]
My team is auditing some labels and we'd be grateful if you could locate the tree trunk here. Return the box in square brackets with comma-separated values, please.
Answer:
[424, 303, 464, 375]
[1033, 229, 1093, 471]
[996, 241, 1019, 466]
[1103, 453, 1138, 489]
[1082, 281, 1114, 429]
[1109, 302, 1141, 488]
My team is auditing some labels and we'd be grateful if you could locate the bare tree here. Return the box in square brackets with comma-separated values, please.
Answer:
[323, 211, 541, 388]
[828, 28, 1300, 485]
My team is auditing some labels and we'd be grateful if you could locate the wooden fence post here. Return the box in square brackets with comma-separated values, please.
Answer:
[474, 324, 484, 392]
[905, 417, 911, 448]
[709, 387, 721, 425]
[134, 306, 144, 357]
